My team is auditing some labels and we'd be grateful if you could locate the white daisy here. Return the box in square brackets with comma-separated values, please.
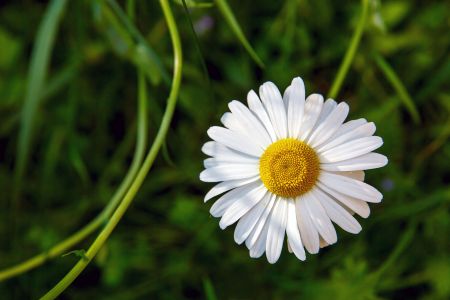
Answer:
[200, 77, 388, 263]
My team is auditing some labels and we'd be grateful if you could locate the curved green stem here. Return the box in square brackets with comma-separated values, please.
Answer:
[328, 0, 369, 99]
[40, 0, 182, 298]
[0, 68, 148, 283]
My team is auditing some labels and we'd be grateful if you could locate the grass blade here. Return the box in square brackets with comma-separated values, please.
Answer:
[328, 0, 369, 99]
[181, 0, 214, 105]
[203, 277, 218, 300]
[175, 0, 214, 8]
[373, 52, 421, 123]
[13, 0, 68, 202]
[106, 0, 170, 84]
[215, 0, 264, 68]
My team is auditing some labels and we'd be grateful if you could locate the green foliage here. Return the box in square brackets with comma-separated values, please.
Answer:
[0, 0, 449, 299]
[14, 0, 68, 211]
[215, 0, 265, 68]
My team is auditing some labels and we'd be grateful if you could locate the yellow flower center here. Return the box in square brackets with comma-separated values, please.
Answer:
[259, 138, 320, 198]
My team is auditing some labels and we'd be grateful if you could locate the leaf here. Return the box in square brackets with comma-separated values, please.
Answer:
[62, 249, 88, 261]
[203, 277, 218, 300]
[180, 0, 215, 109]
[106, 0, 169, 85]
[373, 52, 421, 123]
[215, 0, 265, 68]
[174, 0, 214, 8]
[328, 0, 370, 99]
[14, 0, 68, 198]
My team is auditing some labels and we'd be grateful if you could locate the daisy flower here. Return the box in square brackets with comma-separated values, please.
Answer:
[200, 77, 388, 263]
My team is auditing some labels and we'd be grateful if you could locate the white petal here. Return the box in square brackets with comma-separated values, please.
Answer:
[295, 195, 320, 254]
[219, 184, 267, 229]
[286, 199, 306, 260]
[228, 100, 272, 148]
[287, 240, 293, 253]
[203, 158, 218, 168]
[308, 102, 349, 148]
[234, 192, 272, 244]
[315, 99, 337, 126]
[200, 164, 259, 182]
[204, 176, 259, 202]
[201, 141, 218, 156]
[218, 109, 269, 154]
[202, 141, 258, 162]
[245, 194, 276, 249]
[266, 198, 288, 264]
[329, 118, 367, 140]
[220, 112, 238, 129]
[220, 112, 264, 151]
[318, 183, 370, 218]
[210, 181, 260, 217]
[317, 122, 376, 153]
[312, 188, 362, 234]
[319, 171, 383, 203]
[332, 170, 365, 181]
[249, 216, 270, 258]
[207, 126, 263, 157]
[282, 85, 291, 109]
[299, 94, 324, 140]
[203, 155, 257, 169]
[247, 90, 277, 142]
[286, 77, 305, 138]
[259, 81, 288, 139]
[321, 153, 388, 171]
[304, 191, 337, 245]
[204, 158, 258, 169]
[319, 136, 383, 163]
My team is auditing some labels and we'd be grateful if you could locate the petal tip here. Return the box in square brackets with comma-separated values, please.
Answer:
[292, 76, 305, 87]
[266, 254, 279, 264]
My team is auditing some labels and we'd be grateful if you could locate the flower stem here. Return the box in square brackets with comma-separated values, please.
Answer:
[0, 63, 148, 284]
[328, 0, 369, 99]
[40, 0, 182, 298]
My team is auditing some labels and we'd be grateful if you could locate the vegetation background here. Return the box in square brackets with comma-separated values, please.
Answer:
[0, 0, 449, 299]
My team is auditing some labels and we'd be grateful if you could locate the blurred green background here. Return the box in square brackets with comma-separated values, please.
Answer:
[0, 0, 449, 299]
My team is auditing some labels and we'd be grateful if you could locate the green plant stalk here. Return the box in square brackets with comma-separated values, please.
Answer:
[373, 52, 421, 123]
[328, 0, 369, 99]
[0, 69, 148, 283]
[215, 0, 264, 68]
[40, 0, 182, 297]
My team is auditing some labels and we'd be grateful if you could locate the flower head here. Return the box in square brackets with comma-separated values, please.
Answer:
[200, 77, 387, 263]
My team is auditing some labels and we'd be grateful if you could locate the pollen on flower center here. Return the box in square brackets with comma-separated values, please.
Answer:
[259, 138, 320, 198]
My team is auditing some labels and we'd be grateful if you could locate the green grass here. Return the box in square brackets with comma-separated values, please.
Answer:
[0, 0, 449, 299]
